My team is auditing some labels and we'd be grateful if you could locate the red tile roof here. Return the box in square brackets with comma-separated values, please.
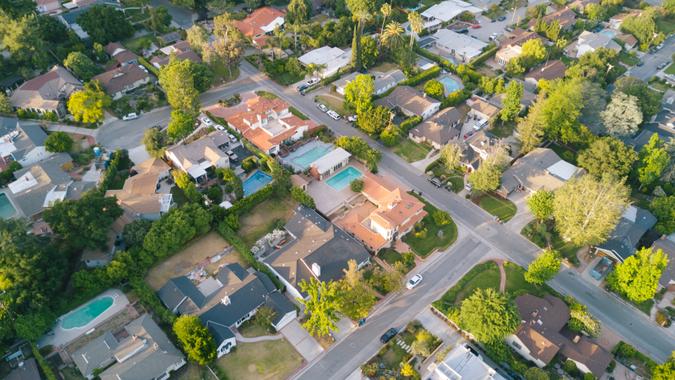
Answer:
[234, 7, 285, 40]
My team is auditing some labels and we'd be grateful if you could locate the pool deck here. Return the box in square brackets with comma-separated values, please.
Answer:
[38, 289, 130, 349]
[281, 140, 334, 172]
[307, 164, 365, 216]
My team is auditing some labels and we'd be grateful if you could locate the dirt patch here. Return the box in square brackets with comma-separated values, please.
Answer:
[145, 232, 245, 290]
[239, 198, 298, 247]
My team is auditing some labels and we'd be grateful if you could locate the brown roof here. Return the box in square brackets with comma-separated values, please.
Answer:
[469, 96, 500, 118]
[528, 7, 577, 29]
[525, 60, 567, 82]
[92, 65, 150, 96]
[10, 66, 82, 111]
[616, 33, 638, 48]
[105, 158, 170, 215]
[380, 86, 440, 117]
[503, 28, 540, 46]
[234, 7, 285, 38]
[410, 107, 464, 145]
[150, 40, 202, 68]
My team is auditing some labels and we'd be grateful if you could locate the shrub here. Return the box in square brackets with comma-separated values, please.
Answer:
[424, 79, 445, 100]
[206, 185, 223, 203]
[401, 66, 442, 86]
[45, 131, 74, 153]
[291, 186, 316, 208]
[432, 210, 451, 226]
[241, 156, 259, 172]
[350, 179, 364, 192]
[399, 115, 423, 133]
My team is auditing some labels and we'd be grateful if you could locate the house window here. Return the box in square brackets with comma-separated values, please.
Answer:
[511, 341, 522, 350]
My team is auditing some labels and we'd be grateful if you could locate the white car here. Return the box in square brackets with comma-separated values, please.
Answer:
[327, 110, 341, 120]
[122, 112, 138, 121]
[307, 77, 320, 86]
[406, 274, 423, 290]
[347, 115, 357, 122]
[214, 124, 225, 131]
[228, 133, 237, 141]
[200, 116, 213, 126]
[317, 103, 328, 112]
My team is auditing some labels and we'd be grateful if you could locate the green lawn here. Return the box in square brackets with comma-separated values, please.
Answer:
[393, 139, 432, 163]
[521, 220, 581, 265]
[475, 193, 517, 222]
[122, 35, 156, 55]
[315, 94, 350, 116]
[239, 197, 297, 247]
[289, 106, 309, 120]
[239, 319, 274, 338]
[216, 339, 303, 380]
[378, 248, 416, 272]
[211, 62, 240, 85]
[402, 195, 458, 257]
[618, 51, 640, 66]
[427, 161, 464, 192]
[488, 120, 515, 138]
[549, 142, 578, 165]
[666, 63, 675, 75]
[656, 14, 675, 36]
[446, 174, 464, 192]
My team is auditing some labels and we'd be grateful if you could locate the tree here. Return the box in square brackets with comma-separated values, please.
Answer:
[337, 275, 376, 320]
[167, 110, 196, 140]
[577, 137, 637, 179]
[424, 79, 445, 100]
[0, 13, 49, 71]
[344, 73, 374, 114]
[552, 175, 629, 246]
[63, 52, 99, 81]
[527, 190, 554, 221]
[380, 21, 404, 51]
[637, 134, 670, 189]
[287, 0, 310, 25]
[468, 163, 502, 192]
[440, 143, 462, 171]
[585, 3, 605, 22]
[122, 219, 153, 248]
[147, 6, 172, 33]
[650, 195, 674, 235]
[219, 167, 244, 199]
[379, 123, 400, 146]
[299, 278, 341, 337]
[652, 352, 675, 380]
[621, 9, 662, 50]
[408, 11, 424, 48]
[45, 132, 73, 153]
[400, 362, 417, 377]
[602, 92, 643, 138]
[67, 81, 111, 124]
[346, 0, 374, 71]
[379, 3, 392, 51]
[357, 105, 390, 135]
[203, 14, 244, 75]
[607, 247, 668, 303]
[360, 35, 378, 69]
[143, 127, 168, 158]
[520, 38, 547, 66]
[350, 179, 364, 193]
[0, 0, 35, 17]
[525, 367, 550, 380]
[579, 81, 607, 134]
[411, 330, 435, 357]
[500, 80, 523, 122]
[159, 57, 200, 114]
[615, 76, 662, 118]
[186, 25, 209, 53]
[173, 315, 217, 365]
[0, 92, 11, 114]
[566, 48, 620, 87]
[172, 169, 201, 203]
[44, 191, 123, 250]
[76, 5, 134, 44]
[545, 20, 561, 42]
[516, 105, 545, 153]
[458, 288, 520, 343]
[525, 249, 562, 285]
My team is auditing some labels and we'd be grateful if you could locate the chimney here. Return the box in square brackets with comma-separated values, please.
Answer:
[311, 262, 321, 277]
[573, 335, 581, 343]
[221, 296, 231, 305]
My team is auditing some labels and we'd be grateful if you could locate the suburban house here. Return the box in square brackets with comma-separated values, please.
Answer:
[498, 148, 583, 196]
[568, 0, 599, 12]
[524, 60, 567, 90]
[409, 107, 464, 149]
[36, 0, 61, 14]
[261, 205, 371, 299]
[0, 121, 53, 170]
[378, 86, 441, 120]
[92, 64, 152, 100]
[507, 294, 612, 378]
[432, 29, 488, 63]
[616, 33, 638, 50]
[334, 173, 427, 252]
[150, 40, 202, 69]
[165, 131, 230, 182]
[652, 234, 675, 292]
[428, 344, 506, 380]
[335, 70, 406, 96]
[495, 45, 522, 67]
[419, 0, 483, 32]
[223, 93, 317, 154]
[71, 314, 186, 380]
[309, 147, 351, 180]
[595, 205, 657, 262]
[467, 96, 501, 128]
[567, 31, 622, 58]
[158, 263, 296, 357]
[234, 6, 286, 47]
[527, 7, 577, 31]
[9, 65, 82, 116]
[609, 11, 641, 30]
[460, 131, 509, 173]
[6, 153, 95, 219]
[104, 42, 139, 68]
[501, 28, 540, 47]
[6, 358, 42, 380]
[298, 46, 352, 78]
[105, 158, 172, 220]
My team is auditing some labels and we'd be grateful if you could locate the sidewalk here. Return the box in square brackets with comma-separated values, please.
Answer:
[46, 123, 98, 138]
[280, 320, 324, 362]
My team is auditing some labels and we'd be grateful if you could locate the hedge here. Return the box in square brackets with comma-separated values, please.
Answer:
[469, 43, 498, 67]
[131, 278, 176, 325]
[399, 115, 423, 133]
[415, 47, 455, 71]
[32, 344, 57, 380]
[139, 56, 160, 76]
[401, 66, 441, 86]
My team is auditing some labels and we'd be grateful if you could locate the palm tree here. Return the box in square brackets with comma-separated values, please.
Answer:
[346, 0, 374, 71]
[408, 11, 424, 49]
[380, 21, 404, 50]
[380, 3, 392, 36]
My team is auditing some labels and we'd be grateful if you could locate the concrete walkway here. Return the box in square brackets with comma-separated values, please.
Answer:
[411, 150, 440, 172]
[233, 330, 283, 343]
[46, 123, 99, 138]
[415, 307, 464, 346]
[280, 320, 324, 362]
[495, 259, 506, 293]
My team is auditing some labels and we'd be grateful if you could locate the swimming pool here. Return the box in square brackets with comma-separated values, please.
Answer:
[438, 76, 463, 95]
[290, 144, 333, 170]
[0, 193, 16, 219]
[243, 170, 273, 197]
[326, 166, 363, 191]
[599, 29, 617, 39]
[61, 296, 114, 330]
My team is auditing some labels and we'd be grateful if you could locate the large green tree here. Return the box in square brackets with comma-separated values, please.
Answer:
[500, 80, 523, 122]
[527, 190, 554, 221]
[67, 81, 111, 124]
[602, 92, 643, 138]
[337, 260, 376, 320]
[63, 52, 100, 81]
[525, 249, 561, 285]
[167, 110, 196, 140]
[346, 0, 374, 71]
[650, 195, 674, 235]
[0, 12, 49, 72]
[440, 143, 462, 171]
[652, 352, 675, 380]
[159, 57, 200, 114]
[344, 73, 374, 114]
[458, 288, 520, 343]
[44, 191, 123, 250]
[76, 5, 134, 44]
[637, 134, 670, 189]
[615, 76, 662, 118]
[552, 175, 629, 246]
[299, 278, 341, 337]
[147, 6, 172, 33]
[0, 92, 11, 114]
[357, 105, 390, 135]
[143, 127, 168, 158]
[607, 247, 668, 303]
[173, 315, 217, 365]
[45, 132, 74, 153]
[577, 136, 637, 179]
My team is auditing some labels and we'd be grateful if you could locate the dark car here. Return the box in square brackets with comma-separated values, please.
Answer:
[380, 328, 398, 344]
[457, 28, 469, 34]
[497, 15, 507, 21]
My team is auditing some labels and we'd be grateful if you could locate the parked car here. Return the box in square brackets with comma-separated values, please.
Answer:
[200, 116, 213, 126]
[297, 83, 309, 92]
[226, 150, 238, 161]
[406, 274, 423, 290]
[471, 24, 481, 29]
[429, 177, 442, 187]
[317, 103, 328, 112]
[489, 33, 499, 41]
[657, 61, 669, 70]
[636, 60, 644, 67]
[347, 115, 357, 123]
[214, 124, 225, 131]
[307, 77, 320, 86]
[465, 182, 473, 192]
[656, 43, 664, 50]
[122, 112, 138, 121]
[380, 328, 398, 344]
[327, 110, 341, 120]
[497, 15, 507, 21]
[457, 28, 469, 34]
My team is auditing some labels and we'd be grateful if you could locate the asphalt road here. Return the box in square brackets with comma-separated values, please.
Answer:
[627, 34, 675, 81]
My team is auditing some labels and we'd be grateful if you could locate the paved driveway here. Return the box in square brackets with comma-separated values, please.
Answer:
[280, 320, 324, 362]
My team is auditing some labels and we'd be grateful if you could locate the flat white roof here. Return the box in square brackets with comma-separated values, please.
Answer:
[261, 17, 285, 33]
[434, 29, 488, 59]
[9, 172, 38, 194]
[546, 160, 579, 181]
[432, 344, 505, 380]
[311, 147, 351, 174]
[298, 46, 352, 77]
[422, 0, 483, 22]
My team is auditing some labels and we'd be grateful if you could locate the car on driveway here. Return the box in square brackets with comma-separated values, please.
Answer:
[497, 15, 507, 21]
[122, 112, 138, 121]
[347, 115, 357, 123]
[380, 328, 398, 344]
[200, 116, 213, 126]
[471, 24, 481, 29]
[406, 274, 423, 289]
[657, 61, 670, 70]
[327, 110, 341, 120]
[297, 83, 309, 92]
[317, 103, 328, 112]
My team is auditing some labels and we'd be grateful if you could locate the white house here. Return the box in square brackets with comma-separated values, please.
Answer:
[432, 29, 488, 63]
[298, 46, 352, 78]
[420, 0, 483, 31]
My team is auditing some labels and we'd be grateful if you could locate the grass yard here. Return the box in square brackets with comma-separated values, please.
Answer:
[175, 363, 212, 380]
[446, 173, 464, 192]
[426, 160, 464, 192]
[315, 93, 350, 116]
[474, 192, 517, 222]
[402, 194, 458, 257]
[211, 62, 240, 85]
[618, 51, 640, 66]
[521, 220, 581, 265]
[656, 14, 675, 36]
[216, 339, 303, 380]
[489, 120, 515, 138]
[378, 248, 416, 272]
[549, 142, 578, 165]
[666, 63, 675, 76]
[370, 61, 399, 73]
[60, 366, 86, 380]
[393, 139, 432, 163]
[289, 106, 309, 120]
[122, 35, 156, 55]
[239, 197, 298, 247]
[145, 232, 243, 290]
[238, 318, 274, 337]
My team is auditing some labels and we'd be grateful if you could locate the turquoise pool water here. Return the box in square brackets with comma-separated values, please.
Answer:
[439, 76, 462, 95]
[291, 145, 333, 170]
[599, 29, 617, 39]
[62, 296, 114, 330]
[326, 166, 363, 191]
[0, 193, 15, 219]
[243, 170, 273, 197]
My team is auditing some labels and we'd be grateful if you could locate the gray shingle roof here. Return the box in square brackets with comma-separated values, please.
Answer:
[9, 153, 73, 217]
[597, 206, 657, 261]
[158, 276, 207, 312]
